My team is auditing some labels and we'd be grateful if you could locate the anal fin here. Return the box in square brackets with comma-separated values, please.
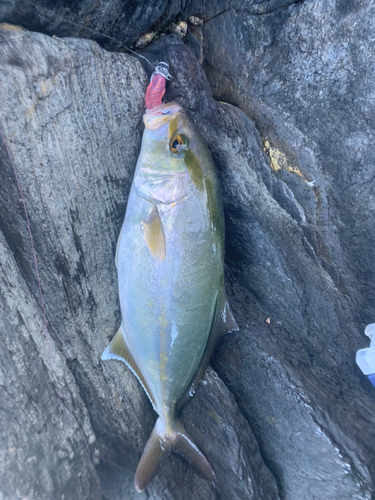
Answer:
[102, 325, 155, 409]
[177, 290, 238, 411]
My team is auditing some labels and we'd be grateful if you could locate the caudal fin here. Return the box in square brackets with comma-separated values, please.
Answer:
[134, 417, 216, 492]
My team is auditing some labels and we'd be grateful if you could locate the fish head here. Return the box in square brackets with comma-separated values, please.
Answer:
[134, 102, 211, 205]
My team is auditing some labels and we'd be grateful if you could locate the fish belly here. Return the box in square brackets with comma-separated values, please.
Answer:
[117, 185, 223, 416]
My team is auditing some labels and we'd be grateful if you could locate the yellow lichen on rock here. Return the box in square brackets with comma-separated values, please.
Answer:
[262, 138, 313, 186]
[262, 139, 287, 172]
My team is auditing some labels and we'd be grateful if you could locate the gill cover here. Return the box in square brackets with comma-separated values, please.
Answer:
[134, 104, 191, 205]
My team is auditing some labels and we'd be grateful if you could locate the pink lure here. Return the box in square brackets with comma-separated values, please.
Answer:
[145, 62, 171, 110]
[145, 73, 166, 109]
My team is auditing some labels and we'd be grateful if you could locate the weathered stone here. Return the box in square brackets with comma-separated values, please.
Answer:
[179, 368, 279, 500]
[0, 27, 280, 500]
[0, 26, 149, 500]
[178, 1, 375, 498]
[139, 29, 375, 499]
[2, 0, 375, 498]
[0, 0, 169, 50]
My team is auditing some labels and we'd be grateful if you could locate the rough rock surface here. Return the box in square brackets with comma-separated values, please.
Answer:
[0, 0, 308, 50]
[0, 27, 279, 500]
[1, 0, 375, 499]
[142, 30, 375, 499]
[0, 0, 169, 50]
[189, 1, 375, 498]
[0, 26, 149, 500]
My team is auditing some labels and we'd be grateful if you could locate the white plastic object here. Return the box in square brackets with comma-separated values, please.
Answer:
[356, 324, 375, 386]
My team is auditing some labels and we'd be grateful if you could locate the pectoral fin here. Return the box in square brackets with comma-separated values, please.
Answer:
[101, 325, 155, 409]
[141, 205, 166, 262]
[177, 290, 238, 411]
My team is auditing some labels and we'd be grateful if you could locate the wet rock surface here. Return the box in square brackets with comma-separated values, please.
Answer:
[1, 0, 375, 499]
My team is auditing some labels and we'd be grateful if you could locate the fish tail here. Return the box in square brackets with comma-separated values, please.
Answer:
[134, 416, 216, 492]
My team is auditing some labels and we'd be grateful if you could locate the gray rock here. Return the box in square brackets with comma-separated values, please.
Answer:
[214, 329, 373, 500]
[0, 0, 305, 52]
[0, 26, 149, 500]
[0, 0, 169, 50]
[2, 0, 375, 498]
[180, 368, 279, 500]
[138, 28, 375, 499]
[179, 1, 375, 498]
[0, 27, 280, 499]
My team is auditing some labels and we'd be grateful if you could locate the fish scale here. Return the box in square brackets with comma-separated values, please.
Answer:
[102, 100, 238, 492]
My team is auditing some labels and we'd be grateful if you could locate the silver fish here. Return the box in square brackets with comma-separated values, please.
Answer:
[102, 102, 238, 491]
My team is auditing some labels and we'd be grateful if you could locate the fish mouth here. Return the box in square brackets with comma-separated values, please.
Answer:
[144, 102, 182, 130]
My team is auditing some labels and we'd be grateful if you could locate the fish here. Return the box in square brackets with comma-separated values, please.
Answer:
[102, 101, 238, 492]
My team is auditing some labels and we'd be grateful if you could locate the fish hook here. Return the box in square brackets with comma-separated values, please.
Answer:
[152, 62, 172, 81]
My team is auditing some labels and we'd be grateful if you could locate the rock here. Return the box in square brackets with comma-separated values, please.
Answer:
[172, 21, 188, 38]
[135, 32, 156, 49]
[189, 16, 203, 26]
[179, 368, 279, 500]
[97, 460, 147, 500]
[145, 369, 280, 500]
[2, 0, 375, 498]
[214, 329, 373, 500]
[0, 26, 280, 500]
[0, 26, 149, 500]
[140, 28, 375, 499]
[176, 1, 375, 498]
[0, 0, 169, 50]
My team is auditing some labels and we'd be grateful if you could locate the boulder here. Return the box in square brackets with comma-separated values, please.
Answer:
[1, 0, 375, 498]
[0, 26, 279, 500]
[0, 0, 169, 50]
[184, 1, 375, 498]
[141, 21, 375, 498]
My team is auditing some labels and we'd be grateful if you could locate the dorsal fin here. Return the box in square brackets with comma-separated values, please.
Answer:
[141, 205, 166, 262]
[176, 290, 238, 411]
[102, 325, 156, 410]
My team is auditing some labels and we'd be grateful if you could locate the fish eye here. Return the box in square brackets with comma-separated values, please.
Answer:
[171, 138, 180, 151]
[170, 135, 187, 154]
